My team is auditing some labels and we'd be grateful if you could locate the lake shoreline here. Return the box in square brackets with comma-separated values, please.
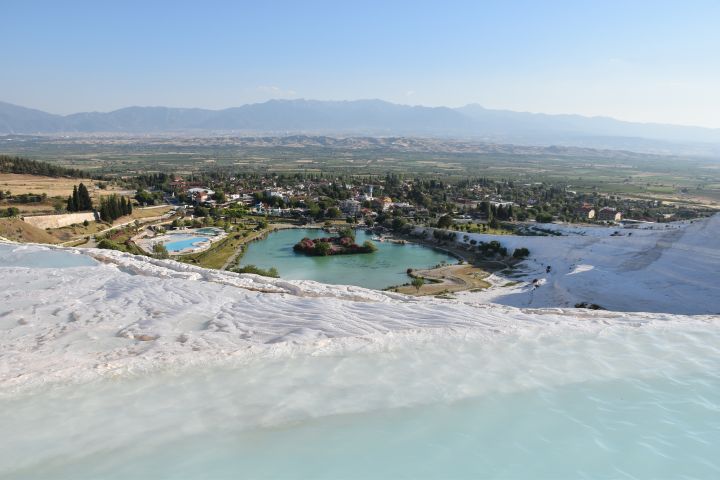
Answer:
[380, 229, 516, 296]
[234, 226, 457, 290]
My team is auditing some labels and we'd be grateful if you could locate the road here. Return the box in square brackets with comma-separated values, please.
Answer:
[65, 209, 176, 248]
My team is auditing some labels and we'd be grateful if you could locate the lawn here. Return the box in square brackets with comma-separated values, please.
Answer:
[177, 231, 248, 270]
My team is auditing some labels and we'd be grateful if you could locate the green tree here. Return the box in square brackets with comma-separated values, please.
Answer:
[152, 242, 169, 259]
[98, 195, 129, 223]
[232, 264, 280, 278]
[437, 215, 453, 229]
[536, 212, 553, 223]
[77, 183, 92, 210]
[411, 276, 425, 293]
[97, 238, 124, 251]
[338, 227, 355, 241]
[361, 240, 378, 252]
[135, 189, 155, 206]
[72, 185, 80, 212]
[213, 190, 227, 203]
[314, 241, 332, 256]
[3, 207, 20, 217]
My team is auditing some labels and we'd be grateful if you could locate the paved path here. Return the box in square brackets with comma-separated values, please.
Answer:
[65, 212, 175, 248]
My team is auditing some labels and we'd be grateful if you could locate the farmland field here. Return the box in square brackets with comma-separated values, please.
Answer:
[0, 173, 130, 199]
[2, 135, 720, 205]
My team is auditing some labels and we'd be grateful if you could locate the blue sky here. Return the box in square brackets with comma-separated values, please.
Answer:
[3, 0, 720, 127]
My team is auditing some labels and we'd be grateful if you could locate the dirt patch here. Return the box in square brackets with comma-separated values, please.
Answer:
[395, 264, 491, 296]
[0, 218, 60, 244]
[0, 173, 128, 201]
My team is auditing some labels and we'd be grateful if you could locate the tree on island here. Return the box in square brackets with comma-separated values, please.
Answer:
[294, 235, 377, 256]
[362, 240, 378, 252]
[338, 227, 355, 241]
[314, 241, 332, 256]
[411, 276, 425, 293]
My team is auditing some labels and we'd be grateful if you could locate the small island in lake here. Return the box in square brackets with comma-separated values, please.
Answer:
[293, 230, 378, 256]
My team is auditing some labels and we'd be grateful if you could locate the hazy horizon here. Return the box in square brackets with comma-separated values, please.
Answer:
[2, 97, 720, 131]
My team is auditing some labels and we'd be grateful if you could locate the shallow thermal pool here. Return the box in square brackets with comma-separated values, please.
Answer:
[2, 321, 719, 479]
[0, 244, 96, 268]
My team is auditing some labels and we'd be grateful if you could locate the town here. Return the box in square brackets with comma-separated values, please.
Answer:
[2, 153, 715, 276]
[139, 170, 710, 230]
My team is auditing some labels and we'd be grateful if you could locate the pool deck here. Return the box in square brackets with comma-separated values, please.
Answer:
[135, 227, 227, 256]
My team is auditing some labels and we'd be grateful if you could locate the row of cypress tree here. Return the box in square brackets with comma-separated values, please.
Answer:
[67, 183, 93, 212]
[99, 194, 132, 222]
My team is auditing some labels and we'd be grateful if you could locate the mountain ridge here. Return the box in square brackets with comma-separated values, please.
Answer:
[2, 99, 720, 154]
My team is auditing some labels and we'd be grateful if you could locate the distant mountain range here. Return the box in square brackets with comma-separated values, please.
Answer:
[2, 99, 720, 155]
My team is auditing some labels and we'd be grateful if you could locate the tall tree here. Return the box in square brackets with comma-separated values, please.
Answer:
[71, 185, 80, 212]
[78, 183, 92, 210]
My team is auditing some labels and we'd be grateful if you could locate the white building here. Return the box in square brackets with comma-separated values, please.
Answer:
[340, 199, 362, 216]
[187, 188, 215, 203]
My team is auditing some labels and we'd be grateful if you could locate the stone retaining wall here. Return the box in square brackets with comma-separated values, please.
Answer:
[22, 212, 98, 230]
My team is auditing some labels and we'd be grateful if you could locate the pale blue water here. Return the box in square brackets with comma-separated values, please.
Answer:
[3, 242, 719, 479]
[239, 228, 456, 289]
[0, 244, 96, 268]
[44, 376, 717, 479]
[2, 325, 719, 479]
[164, 235, 210, 253]
[195, 227, 223, 236]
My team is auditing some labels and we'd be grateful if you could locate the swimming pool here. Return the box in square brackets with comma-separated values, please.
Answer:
[163, 235, 210, 253]
[195, 227, 223, 236]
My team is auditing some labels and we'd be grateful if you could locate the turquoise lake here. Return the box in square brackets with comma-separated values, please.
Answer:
[239, 228, 456, 289]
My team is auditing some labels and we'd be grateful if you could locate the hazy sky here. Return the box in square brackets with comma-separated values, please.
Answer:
[3, 0, 720, 128]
